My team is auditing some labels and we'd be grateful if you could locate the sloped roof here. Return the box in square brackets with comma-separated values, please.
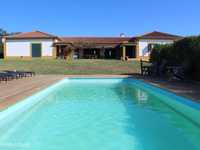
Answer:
[136, 31, 182, 40]
[4, 30, 182, 42]
[5, 31, 57, 39]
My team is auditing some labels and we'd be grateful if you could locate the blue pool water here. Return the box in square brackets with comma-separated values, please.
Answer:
[0, 78, 200, 150]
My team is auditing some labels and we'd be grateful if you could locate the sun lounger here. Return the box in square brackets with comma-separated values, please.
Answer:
[3, 71, 21, 79]
[0, 70, 36, 83]
[0, 74, 7, 82]
[4, 70, 35, 77]
[0, 73, 13, 82]
[16, 71, 35, 77]
[1, 72, 17, 79]
[4, 71, 25, 78]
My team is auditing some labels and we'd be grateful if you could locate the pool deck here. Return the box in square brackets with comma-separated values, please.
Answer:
[0, 75, 65, 110]
[0, 75, 199, 110]
[141, 77, 200, 103]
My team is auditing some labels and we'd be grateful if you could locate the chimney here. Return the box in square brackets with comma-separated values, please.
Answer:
[120, 33, 126, 37]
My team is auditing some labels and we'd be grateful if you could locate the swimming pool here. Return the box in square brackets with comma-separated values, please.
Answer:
[0, 78, 200, 150]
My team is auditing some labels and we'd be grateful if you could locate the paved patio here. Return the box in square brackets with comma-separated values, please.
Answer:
[0, 75, 65, 110]
[141, 77, 200, 103]
[0, 75, 199, 111]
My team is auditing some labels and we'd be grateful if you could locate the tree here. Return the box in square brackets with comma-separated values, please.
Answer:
[0, 28, 8, 58]
[0, 28, 8, 37]
[0, 28, 20, 37]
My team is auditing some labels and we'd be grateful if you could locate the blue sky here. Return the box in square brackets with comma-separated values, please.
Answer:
[0, 0, 199, 36]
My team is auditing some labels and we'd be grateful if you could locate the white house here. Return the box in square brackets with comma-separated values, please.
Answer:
[3, 31, 57, 58]
[136, 31, 180, 57]
[2, 31, 181, 60]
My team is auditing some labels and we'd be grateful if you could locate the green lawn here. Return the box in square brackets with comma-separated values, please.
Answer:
[0, 59, 140, 75]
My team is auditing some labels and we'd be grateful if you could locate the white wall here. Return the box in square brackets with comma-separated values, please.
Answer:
[6, 39, 54, 57]
[138, 39, 174, 57]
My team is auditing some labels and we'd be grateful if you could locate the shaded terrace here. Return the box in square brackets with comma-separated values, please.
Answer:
[53, 37, 137, 60]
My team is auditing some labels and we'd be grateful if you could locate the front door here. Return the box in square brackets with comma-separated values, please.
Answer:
[31, 43, 42, 57]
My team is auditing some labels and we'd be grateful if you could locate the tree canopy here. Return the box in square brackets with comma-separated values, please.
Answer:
[0, 28, 8, 36]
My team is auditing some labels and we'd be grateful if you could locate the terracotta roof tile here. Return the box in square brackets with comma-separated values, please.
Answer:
[6, 31, 57, 39]
[137, 31, 182, 40]
[5, 30, 182, 42]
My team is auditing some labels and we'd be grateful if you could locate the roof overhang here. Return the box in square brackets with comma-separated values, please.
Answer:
[120, 43, 137, 47]
[136, 37, 183, 40]
[53, 42, 120, 48]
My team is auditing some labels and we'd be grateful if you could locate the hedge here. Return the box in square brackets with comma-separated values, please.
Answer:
[150, 36, 200, 81]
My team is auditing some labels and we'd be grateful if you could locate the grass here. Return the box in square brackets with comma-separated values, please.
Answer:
[0, 59, 140, 75]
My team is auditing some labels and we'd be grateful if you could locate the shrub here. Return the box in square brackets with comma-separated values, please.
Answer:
[150, 36, 200, 81]
[150, 44, 175, 65]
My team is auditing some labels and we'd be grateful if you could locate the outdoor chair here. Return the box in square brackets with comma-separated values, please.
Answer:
[5, 71, 25, 78]
[0, 73, 13, 82]
[6, 70, 35, 77]
[0, 74, 8, 83]
[3, 71, 21, 79]
[167, 66, 185, 80]
[140, 59, 154, 76]
[17, 71, 35, 77]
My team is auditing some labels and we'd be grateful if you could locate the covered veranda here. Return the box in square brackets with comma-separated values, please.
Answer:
[120, 43, 138, 60]
[53, 43, 74, 59]
[53, 43, 121, 59]
[53, 42, 138, 60]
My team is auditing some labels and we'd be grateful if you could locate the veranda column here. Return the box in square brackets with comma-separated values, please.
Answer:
[52, 46, 57, 59]
[136, 42, 140, 59]
[122, 46, 126, 61]
[58, 45, 62, 59]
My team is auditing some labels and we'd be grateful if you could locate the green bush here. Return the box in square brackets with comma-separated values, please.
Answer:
[150, 36, 200, 81]
[150, 44, 175, 65]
